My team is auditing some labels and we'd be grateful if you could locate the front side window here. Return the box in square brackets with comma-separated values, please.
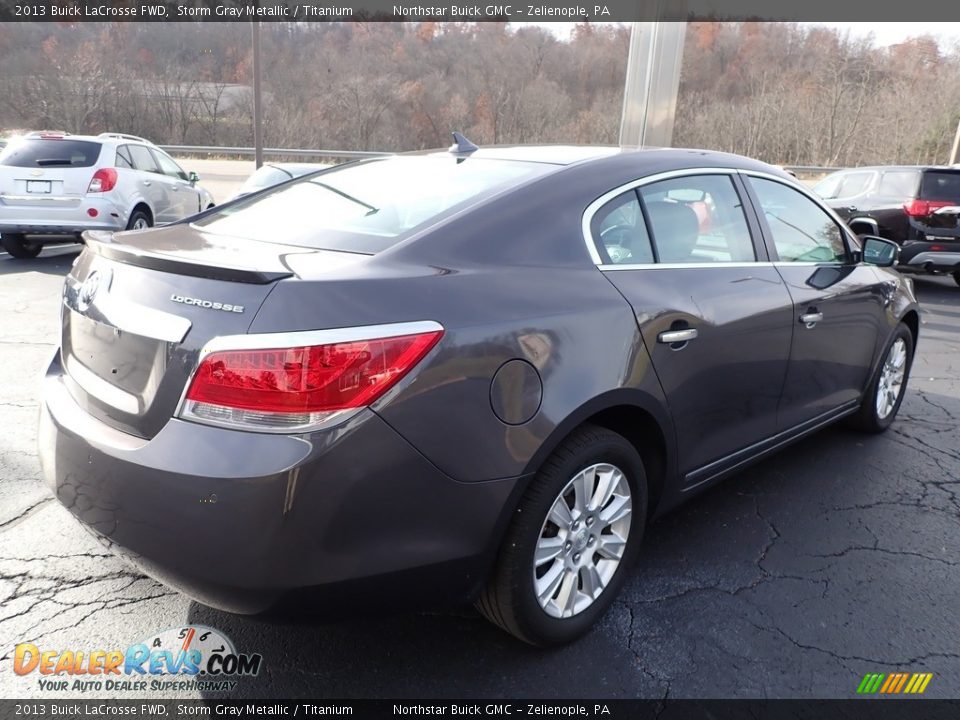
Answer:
[748, 177, 848, 263]
[812, 171, 844, 200]
[639, 175, 755, 263]
[152, 150, 187, 180]
[835, 171, 875, 199]
[591, 190, 653, 264]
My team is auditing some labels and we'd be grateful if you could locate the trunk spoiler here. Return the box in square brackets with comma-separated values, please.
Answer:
[82, 231, 294, 285]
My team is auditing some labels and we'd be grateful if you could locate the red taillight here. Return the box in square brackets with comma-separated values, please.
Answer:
[87, 168, 118, 193]
[930, 245, 944, 251]
[903, 199, 952, 217]
[182, 329, 443, 431]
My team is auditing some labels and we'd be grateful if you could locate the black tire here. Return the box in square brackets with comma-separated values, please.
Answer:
[125, 208, 152, 231]
[477, 425, 647, 646]
[1, 233, 42, 259]
[848, 324, 914, 433]
[953, 271, 960, 287]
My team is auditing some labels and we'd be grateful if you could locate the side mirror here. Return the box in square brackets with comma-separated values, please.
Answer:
[861, 236, 899, 267]
[188, 171, 200, 185]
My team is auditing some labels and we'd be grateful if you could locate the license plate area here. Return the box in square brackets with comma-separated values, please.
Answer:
[27, 180, 52, 194]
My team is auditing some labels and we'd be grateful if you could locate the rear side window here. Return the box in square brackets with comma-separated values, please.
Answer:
[127, 145, 159, 173]
[920, 171, 960, 202]
[877, 170, 919, 198]
[591, 191, 653, 264]
[115, 146, 134, 169]
[194, 156, 552, 254]
[639, 175, 755, 263]
[0, 138, 102, 168]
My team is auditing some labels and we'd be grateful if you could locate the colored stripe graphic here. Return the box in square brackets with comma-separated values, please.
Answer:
[857, 672, 933, 694]
[893, 673, 909, 693]
[880, 674, 896, 693]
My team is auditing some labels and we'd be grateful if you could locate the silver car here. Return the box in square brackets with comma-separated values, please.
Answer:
[0, 132, 214, 258]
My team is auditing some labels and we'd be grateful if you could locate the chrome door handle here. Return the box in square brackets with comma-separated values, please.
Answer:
[142, 181, 152, 187]
[799, 311, 823, 327]
[658, 328, 698, 344]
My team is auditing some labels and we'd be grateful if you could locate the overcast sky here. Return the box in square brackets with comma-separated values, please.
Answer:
[811, 22, 960, 47]
[540, 22, 960, 49]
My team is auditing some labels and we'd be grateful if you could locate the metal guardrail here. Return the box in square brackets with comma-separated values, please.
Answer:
[159, 145, 390, 160]
[784, 165, 844, 175]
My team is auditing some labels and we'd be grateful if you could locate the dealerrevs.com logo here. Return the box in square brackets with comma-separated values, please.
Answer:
[14, 625, 262, 693]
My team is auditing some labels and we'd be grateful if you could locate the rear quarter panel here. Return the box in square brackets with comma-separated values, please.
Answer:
[247, 155, 703, 485]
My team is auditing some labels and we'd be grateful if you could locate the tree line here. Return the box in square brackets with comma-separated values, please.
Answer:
[0, 21, 957, 167]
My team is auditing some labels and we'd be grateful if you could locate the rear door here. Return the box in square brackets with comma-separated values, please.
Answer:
[151, 148, 202, 219]
[594, 171, 795, 485]
[125, 144, 170, 224]
[742, 174, 886, 430]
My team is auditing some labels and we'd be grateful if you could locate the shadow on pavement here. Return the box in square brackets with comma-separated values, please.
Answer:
[188, 383, 960, 698]
[0, 244, 80, 276]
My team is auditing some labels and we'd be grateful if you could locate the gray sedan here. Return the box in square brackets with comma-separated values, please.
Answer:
[39, 142, 918, 646]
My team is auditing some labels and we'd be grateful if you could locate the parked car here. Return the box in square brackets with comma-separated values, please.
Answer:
[0, 132, 214, 258]
[39, 143, 918, 646]
[812, 165, 960, 285]
[232, 162, 332, 200]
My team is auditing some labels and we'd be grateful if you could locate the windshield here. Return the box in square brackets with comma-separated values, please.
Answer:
[0, 138, 102, 168]
[195, 156, 552, 254]
[237, 166, 293, 195]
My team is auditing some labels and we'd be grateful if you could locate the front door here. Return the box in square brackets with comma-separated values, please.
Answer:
[593, 172, 795, 482]
[743, 174, 886, 430]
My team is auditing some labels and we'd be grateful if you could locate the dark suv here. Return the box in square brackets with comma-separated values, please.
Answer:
[813, 166, 960, 285]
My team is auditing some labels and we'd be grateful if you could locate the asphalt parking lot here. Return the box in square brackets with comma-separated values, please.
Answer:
[0, 244, 958, 699]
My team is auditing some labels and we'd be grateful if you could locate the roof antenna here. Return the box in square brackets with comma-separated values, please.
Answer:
[449, 131, 479, 155]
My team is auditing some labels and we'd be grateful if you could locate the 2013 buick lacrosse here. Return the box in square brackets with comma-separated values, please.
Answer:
[39, 140, 918, 645]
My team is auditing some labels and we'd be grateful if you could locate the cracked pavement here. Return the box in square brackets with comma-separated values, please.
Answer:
[1, 246, 958, 699]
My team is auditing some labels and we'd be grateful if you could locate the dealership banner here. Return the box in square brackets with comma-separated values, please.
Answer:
[3, 700, 960, 719]
[2, 0, 960, 21]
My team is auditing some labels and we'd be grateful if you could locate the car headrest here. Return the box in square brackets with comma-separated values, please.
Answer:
[645, 201, 700, 263]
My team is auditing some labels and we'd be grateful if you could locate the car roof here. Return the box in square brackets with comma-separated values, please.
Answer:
[834, 166, 960, 173]
[413, 145, 789, 176]
[20, 133, 154, 146]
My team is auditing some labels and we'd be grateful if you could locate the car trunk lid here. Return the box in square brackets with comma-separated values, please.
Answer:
[60, 226, 348, 438]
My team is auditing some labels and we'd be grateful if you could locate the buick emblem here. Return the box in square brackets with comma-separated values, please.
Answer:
[30, 169, 43, 177]
[77, 269, 112, 311]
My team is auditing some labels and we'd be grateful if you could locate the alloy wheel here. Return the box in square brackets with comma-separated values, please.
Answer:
[876, 337, 907, 420]
[532, 463, 632, 619]
[132, 217, 150, 230]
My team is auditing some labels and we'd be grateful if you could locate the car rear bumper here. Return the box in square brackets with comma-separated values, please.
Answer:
[899, 240, 960, 272]
[0, 195, 126, 236]
[39, 352, 519, 613]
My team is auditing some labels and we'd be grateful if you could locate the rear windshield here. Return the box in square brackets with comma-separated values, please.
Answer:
[920, 171, 960, 202]
[0, 138, 102, 168]
[194, 156, 552, 254]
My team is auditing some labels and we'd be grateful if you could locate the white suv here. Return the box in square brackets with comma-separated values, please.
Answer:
[0, 132, 214, 258]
